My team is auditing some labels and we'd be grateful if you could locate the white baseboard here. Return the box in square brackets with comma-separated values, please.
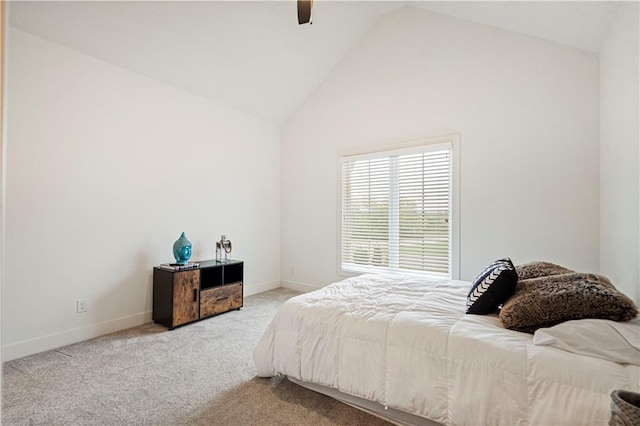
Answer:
[3, 280, 286, 362]
[2, 311, 152, 362]
[280, 279, 321, 293]
[244, 280, 280, 296]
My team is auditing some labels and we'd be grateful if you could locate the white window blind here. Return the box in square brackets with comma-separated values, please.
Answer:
[340, 142, 452, 278]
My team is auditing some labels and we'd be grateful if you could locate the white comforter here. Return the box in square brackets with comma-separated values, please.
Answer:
[254, 274, 639, 425]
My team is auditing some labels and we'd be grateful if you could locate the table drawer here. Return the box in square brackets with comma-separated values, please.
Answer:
[200, 283, 242, 318]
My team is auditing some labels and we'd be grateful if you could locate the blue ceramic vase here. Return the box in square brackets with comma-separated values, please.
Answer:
[173, 232, 192, 264]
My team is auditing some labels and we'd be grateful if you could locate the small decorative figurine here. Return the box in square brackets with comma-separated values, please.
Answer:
[173, 232, 192, 265]
[216, 235, 232, 262]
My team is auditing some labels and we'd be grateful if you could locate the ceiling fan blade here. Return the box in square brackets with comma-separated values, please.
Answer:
[298, 0, 313, 25]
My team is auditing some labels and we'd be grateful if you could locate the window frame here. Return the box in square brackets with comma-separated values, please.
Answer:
[337, 134, 460, 280]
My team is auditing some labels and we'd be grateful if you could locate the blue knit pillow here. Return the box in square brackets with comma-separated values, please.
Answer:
[466, 258, 518, 315]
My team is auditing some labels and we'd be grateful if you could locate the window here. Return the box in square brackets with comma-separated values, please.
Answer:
[339, 135, 459, 279]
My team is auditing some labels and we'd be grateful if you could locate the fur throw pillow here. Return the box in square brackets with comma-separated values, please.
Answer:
[515, 261, 574, 280]
[499, 272, 638, 333]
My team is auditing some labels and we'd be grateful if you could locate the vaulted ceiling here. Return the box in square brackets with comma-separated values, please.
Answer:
[9, 1, 621, 125]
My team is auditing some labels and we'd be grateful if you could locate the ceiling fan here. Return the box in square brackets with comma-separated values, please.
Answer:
[298, 0, 313, 25]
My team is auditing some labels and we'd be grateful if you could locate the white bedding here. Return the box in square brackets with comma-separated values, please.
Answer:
[533, 318, 640, 366]
[253, 273, 640, 425]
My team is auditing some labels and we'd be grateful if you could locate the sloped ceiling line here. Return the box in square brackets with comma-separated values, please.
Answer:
[9, 1, 619, 125]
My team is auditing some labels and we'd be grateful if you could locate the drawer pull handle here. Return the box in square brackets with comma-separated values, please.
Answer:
[193, 289, 198, 302]
[216, 297, 229, 302]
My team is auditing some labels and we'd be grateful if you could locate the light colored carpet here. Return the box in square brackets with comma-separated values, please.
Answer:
[2, 288, 392, 425]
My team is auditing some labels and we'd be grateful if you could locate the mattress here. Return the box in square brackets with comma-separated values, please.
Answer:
[253, 273, 639, 425]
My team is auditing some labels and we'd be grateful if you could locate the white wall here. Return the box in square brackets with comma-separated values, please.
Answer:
[281, 7, 600, 290]
[599, 2, 640, 303]
[3, 28, 281, 361]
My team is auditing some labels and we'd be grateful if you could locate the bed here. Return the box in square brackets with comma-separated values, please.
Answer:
[253, 273, 640, 425]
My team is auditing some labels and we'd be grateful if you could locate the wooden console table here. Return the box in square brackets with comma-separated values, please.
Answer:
[152, 259, 243, 329]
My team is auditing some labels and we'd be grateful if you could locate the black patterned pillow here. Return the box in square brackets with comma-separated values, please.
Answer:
[466, 258, 518, 315]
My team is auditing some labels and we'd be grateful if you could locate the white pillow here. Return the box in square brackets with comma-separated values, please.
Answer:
[533, 317, 640, 365]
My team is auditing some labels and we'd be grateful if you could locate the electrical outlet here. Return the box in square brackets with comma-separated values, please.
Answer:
[76, 299, 88, 313]
[291, 265, 296, 275]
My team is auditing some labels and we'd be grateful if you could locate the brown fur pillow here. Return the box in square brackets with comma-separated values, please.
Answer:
[515, 261, 574, 280]
[499, 272, 638, 333]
